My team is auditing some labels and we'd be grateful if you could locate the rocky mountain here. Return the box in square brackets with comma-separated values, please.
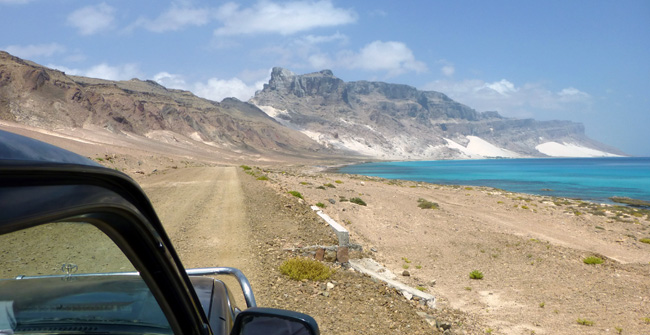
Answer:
[0, 51, 328, 162]
[250, 67, 624, 159]
[0, 51, 623, 162]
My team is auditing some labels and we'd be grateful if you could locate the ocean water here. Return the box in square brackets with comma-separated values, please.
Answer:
[336, 157, 650, 203]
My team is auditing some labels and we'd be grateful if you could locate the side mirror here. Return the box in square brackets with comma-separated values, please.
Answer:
[230, 307, 319, 335]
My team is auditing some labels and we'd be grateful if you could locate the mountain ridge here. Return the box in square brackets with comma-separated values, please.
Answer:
[250, 67, 624, 159]
[0, 51, 624, 162]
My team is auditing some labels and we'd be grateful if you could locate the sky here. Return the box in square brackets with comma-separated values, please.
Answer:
[1, 0, 649, 156]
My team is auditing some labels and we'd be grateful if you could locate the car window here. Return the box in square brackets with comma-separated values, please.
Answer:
[0, 221, 173, 334]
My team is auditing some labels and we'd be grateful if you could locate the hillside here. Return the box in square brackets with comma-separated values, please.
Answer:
[0, 51, 335, 164]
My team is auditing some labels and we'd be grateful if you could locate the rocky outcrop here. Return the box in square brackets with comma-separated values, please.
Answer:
[251, 67, 623, 159]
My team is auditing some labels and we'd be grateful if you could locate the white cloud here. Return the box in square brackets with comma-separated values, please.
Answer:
[153, 72, 188, 89]
[67, 3, 115, 35]
[479, 79, 518, 96]
[308, 40, 427, 77]
[153, 71, 268, 102]
[214, 0, 357, 36]
[425, 79, 592, 117]
[192, 77, 265, 102]
[134, 4, 212, 32]
[441, 65, 455, 77]
[4, 43, 65, 58]
[48, 63, 142, 81]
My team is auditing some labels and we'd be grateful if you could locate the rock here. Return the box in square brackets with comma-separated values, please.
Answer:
[315, 248, 325, 261]
[328, 198, 336, 204]
[370, 247, 378, 252]
[337, 246, 349, 263]
[430, 279, 437, 286]
[326, 282, 335, 290]
[321, 291, 330, 297]
[402, 270, 410, 276]
[402, 291, 413, 300]
[324, 250, 337, 262]
[437, 321, 452, 331]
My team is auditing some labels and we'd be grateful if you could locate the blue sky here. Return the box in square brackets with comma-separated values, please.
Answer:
[1, 0, 649, 156]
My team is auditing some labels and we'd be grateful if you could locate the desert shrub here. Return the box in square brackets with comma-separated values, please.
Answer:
[316, 186, 326, 190]
[257, 176, 269, 181]
[416, 286, 426, 292]
[469, 270, 484, 280]
[339, 196, 349, 202]
[324, 183, 336, 188]
[315, 202, 326, 208]
[334, 180, 343, 184]
[240, 165, 252, 170]
[350, 197, 367, 206]
[583, 256, 604, 265]
[639, 238, 650, 244]
[288, 191, 303, 199]
[464, 187, 473, 190]
[576, 318, 594, 326]
[279, 257, 333, 281]
[417, 198, 439, 209]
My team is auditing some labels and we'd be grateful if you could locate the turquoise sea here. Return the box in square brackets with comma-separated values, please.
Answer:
[336, 157, 650, 203]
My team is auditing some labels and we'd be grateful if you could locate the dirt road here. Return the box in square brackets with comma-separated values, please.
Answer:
[139, 167, 255, 306]
[140, 167, 250, 269]
[137, 167, 461, 334]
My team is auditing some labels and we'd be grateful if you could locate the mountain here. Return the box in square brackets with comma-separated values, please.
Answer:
[0, 51, 329, 162]
[0, 52, 624, 163]
[250, 67, 624, 159]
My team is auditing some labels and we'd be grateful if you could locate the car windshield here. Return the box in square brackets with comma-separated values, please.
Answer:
[0, 221, 172, 334]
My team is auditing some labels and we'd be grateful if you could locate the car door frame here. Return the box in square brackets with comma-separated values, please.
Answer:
[0, 162, 212, 335]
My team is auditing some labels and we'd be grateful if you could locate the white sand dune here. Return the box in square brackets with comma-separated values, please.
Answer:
[445, 136, 520, 158]
[536, 141, 621, 157]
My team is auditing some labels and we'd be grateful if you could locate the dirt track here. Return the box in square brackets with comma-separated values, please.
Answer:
[140, 167, 251, 270]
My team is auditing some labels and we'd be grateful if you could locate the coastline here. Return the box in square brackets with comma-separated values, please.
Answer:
[259, 166, 650, 334]
[333, 156, 650, 205]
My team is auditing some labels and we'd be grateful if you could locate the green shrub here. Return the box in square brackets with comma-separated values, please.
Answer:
[324, 183, 336, 188]
[316, 186, 326, 190]
[315, 202, 326, 208]
[417, 198, 439, 209]
[583, 256, 604, 265]
[240, 165, 252, 170]
[279, 257, 333, 281]
[257, 176, 269, 181]
[469, 270, 484, 279]
[288, 191, 303, 199]
[576, 318, 594, 326]
[350, 197, 367, 206]
[334, 180, 343, 184]
[416, 286, 426, 292]
[639, 238, 650, 244]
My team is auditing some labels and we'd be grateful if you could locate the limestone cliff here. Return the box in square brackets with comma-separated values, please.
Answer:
[250, 67, 624, 159]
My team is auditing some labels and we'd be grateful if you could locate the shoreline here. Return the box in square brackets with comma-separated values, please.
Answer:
[261, 166, 650, 334]
[331, 156, 650, 205]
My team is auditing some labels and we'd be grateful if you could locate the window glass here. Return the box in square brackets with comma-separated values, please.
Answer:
[0, 221, 172, 334]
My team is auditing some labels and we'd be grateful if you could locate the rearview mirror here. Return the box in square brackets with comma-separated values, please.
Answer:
[230, 307, 319, 335]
